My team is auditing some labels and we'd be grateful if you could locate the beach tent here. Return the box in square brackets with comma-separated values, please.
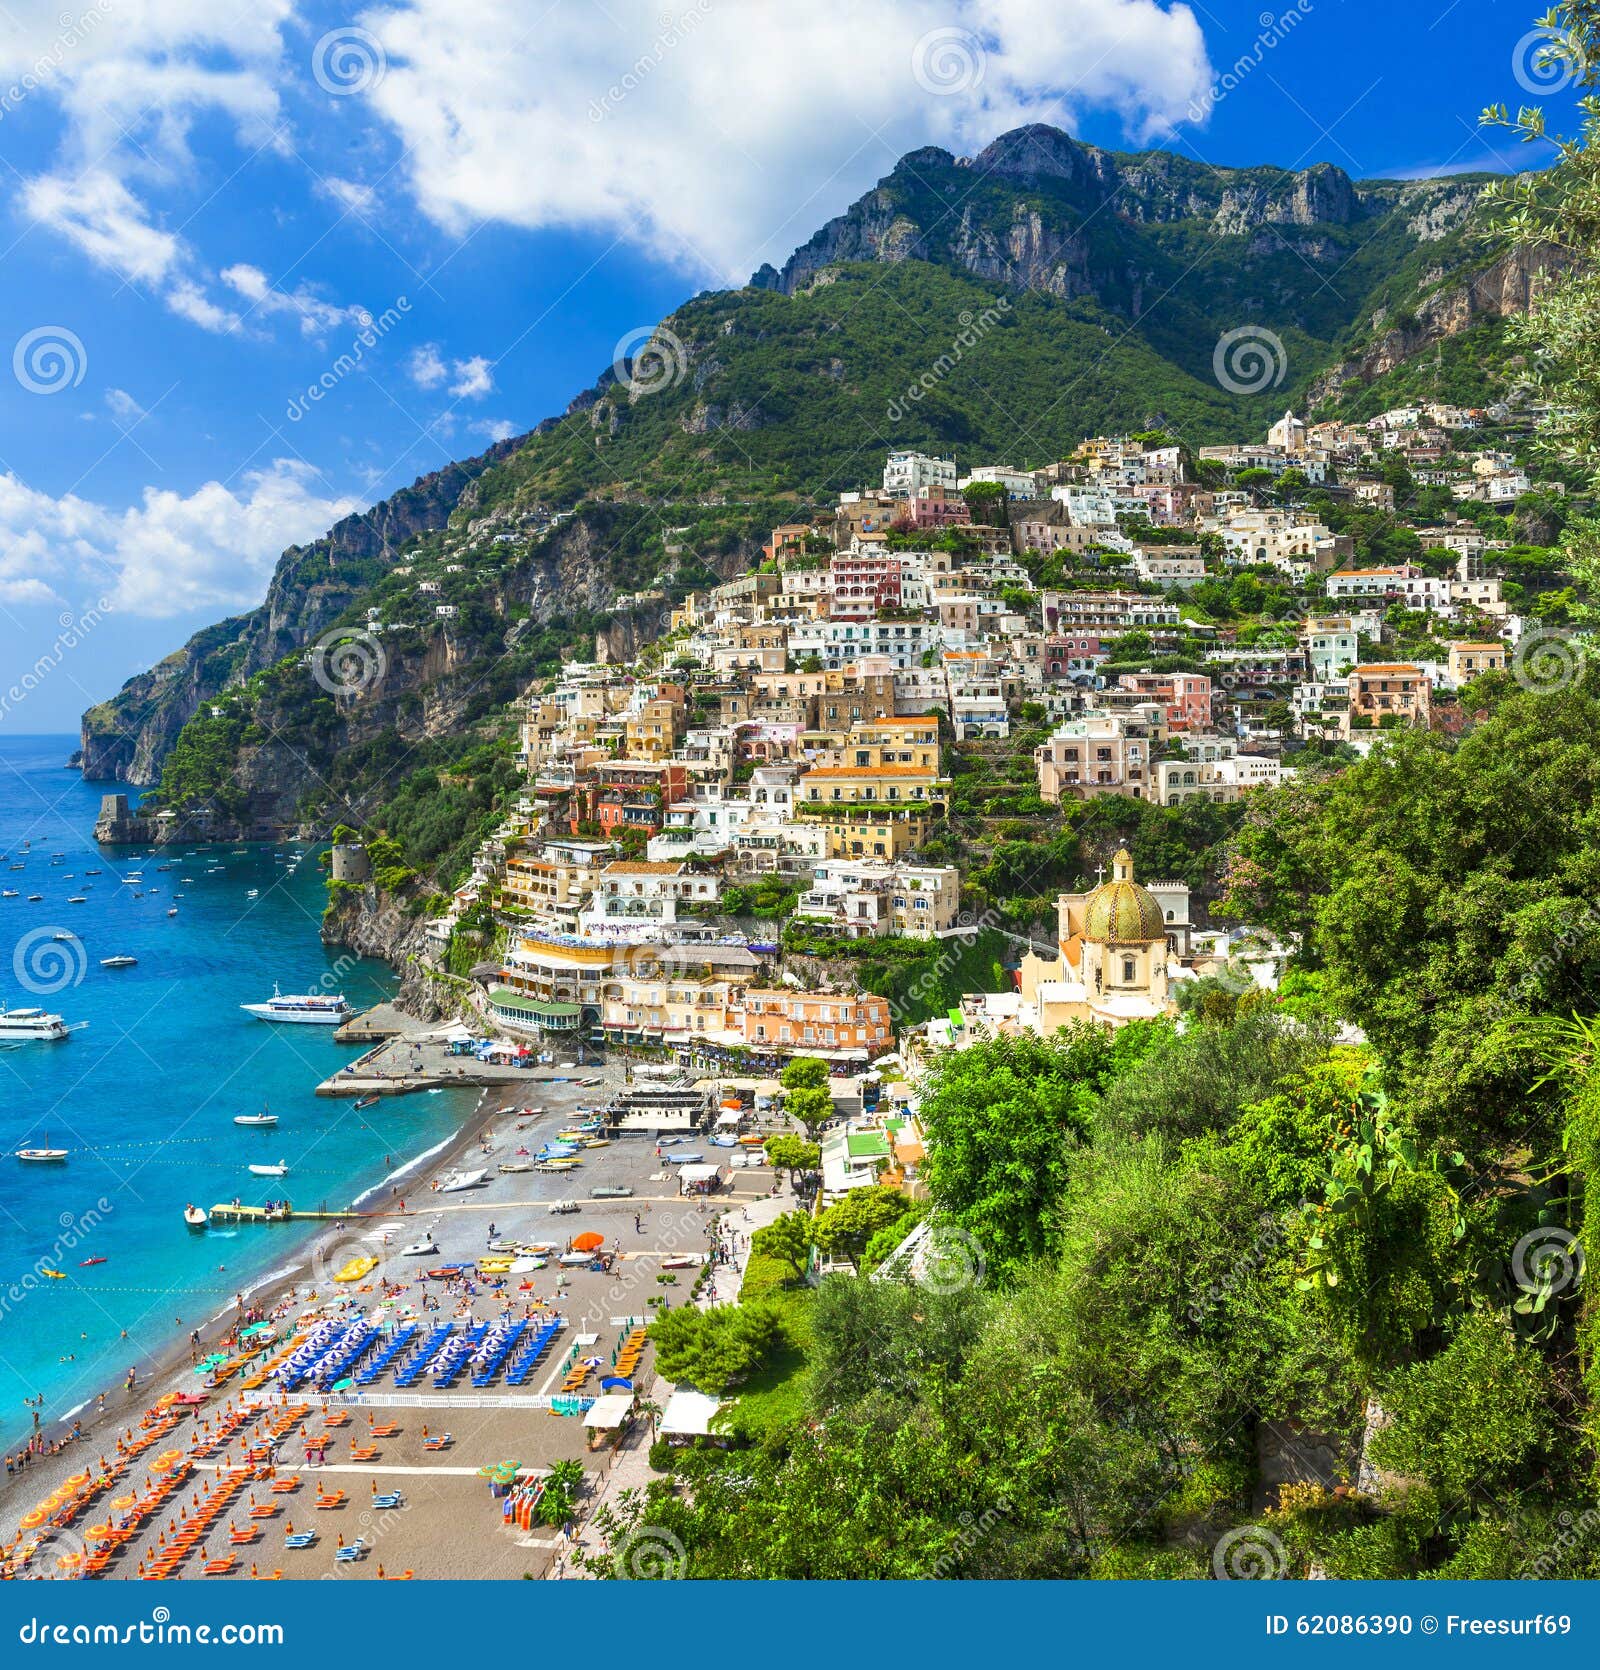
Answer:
[714, 1110, 742, 1127]
[582, 1393, 634, 1433]
[660, 1389, 724, 1440]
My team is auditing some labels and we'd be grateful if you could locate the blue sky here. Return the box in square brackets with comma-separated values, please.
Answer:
[0, 0, 1574, 733]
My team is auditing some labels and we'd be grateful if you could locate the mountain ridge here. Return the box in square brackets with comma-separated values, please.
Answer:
[79, 122, 1547, 816]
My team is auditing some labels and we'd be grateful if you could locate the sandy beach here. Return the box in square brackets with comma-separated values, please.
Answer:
[1, 1056, 785, 1581]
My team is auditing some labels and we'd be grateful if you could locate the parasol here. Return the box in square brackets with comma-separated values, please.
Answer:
[571, 1231, 604, 1252]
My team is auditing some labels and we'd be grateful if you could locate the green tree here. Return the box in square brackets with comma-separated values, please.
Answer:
[647, 1301, 783, 1394]
[813, 1186, 913, 1271]
[749, 1211, 815, 1282]
[763, 1135, 822, 1187]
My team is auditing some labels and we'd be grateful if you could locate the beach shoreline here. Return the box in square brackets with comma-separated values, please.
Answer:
[0, 1078, 512, 1510]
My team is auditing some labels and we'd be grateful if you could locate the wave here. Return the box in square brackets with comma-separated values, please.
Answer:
[350, 1128, 461, 1208]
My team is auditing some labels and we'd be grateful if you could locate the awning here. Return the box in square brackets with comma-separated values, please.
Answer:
[678, 1164, 719, 1183]
[660, 1389, 724, 1438]
[582, 1393, 635, 1430]
[715, 1110, 742, 1127]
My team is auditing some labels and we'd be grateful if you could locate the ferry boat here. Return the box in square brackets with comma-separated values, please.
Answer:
[0, 1006, 71, 1042]
[240, 984, 351, 1026]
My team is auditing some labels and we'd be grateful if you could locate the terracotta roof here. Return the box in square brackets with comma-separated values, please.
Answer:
[602, 860, 686, 875]
[1354, 665, 1423, 676]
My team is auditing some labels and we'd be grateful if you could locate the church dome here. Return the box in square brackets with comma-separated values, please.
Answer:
[1082, 849, 1166, 943]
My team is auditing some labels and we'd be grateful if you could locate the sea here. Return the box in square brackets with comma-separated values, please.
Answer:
[0, 734, 475, 1448]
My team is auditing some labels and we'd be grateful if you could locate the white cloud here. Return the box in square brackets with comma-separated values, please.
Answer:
[471, 417, 517, 442]
[449, 355, 493, 399]
[357, 0, 1214, 279]
[0, 460, 361, 616]
[21, 169, 180, 285]
[165, 278, 239, 333]
[220, 263, 366, 337]
[406, 343, 448, 388]
[104, 388, 146, 425]
[406, 344, 492, 398]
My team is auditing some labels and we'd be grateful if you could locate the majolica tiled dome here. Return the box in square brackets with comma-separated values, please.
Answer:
[1082, 849, 1165, 943]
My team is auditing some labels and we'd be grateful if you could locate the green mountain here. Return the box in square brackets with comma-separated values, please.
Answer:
[79, 124, 1548, 859]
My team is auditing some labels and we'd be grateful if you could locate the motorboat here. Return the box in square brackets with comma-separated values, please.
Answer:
[557, 1251, 595, 1266]
[401, 1237, 438, 1257]
[663, 1153, 704, 1165]
[248, 1160, 289, 1177]
[498, 1161, 533, 1174]
[437, 1169, 487, 1193]
[234, 1111, 278, 1128]
[184, 1204, 209, 1230]
[50, 930, 76, 942]
[100, 955, 137, 969]
[591, 1185, 634, 1199]
[1, 890, 16, 899]
[486, 1239, 519, 1253]
[66, 896, 86, 905]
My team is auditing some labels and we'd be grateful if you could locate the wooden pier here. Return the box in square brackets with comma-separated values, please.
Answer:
[208, 1203, 365, 1224]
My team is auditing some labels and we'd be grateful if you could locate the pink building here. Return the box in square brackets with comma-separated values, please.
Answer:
[830, 551, 903, 618]
[1117, 671, 1212, 731]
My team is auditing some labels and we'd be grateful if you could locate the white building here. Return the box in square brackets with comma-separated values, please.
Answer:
[883, 450, 958, 498]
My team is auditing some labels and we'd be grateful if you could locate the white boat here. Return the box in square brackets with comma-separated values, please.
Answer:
[245, 889, 258, 899]
[1, 889, 15, 898]
[248, 1160, 288, 1177]
[234, 1112, 278, 1128]
[167, 907, 178, 917]
[0, 1006, 70, 1042]
[508, 1256, 546, 1273]
[557, 1250, 595, 1266]
[401, 1237, 438, 1257]
[50, 931, 76, 943]
[100, 956, 137, 969]
[184, 1204, 208, 1230]
[66, 896, 86, 905]
[437, 1168, 487, 1193]
[16, 1142, 67, 1163]
[240, 984, 350, 1026]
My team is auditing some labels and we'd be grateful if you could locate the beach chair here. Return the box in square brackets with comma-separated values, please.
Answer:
[284, 1531, 317, 1550]
[420, 1432, 452, 1452]
[228, 1527, 258, 1546]
[249, 1502, 278, 1519]
[202, 1558, 236, 1576]
[322, 1409, 350, 1428]
[368, 1420, 400, 1438]
[313, 1489, 345, 1510]
[377, 1566, 415, 1580]
[371, 1491, 404, 1510]
[349, 1443, 379, 1462]
[269, 1476, 300, 1494]
[333, 1537, 367, 1563]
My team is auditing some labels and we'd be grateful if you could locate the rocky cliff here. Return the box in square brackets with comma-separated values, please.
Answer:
[79, 437, 525, 784]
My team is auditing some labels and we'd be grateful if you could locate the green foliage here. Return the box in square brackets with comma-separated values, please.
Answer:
[917, 1028, 1123, 1283]
[646, 1300, 784, 1395]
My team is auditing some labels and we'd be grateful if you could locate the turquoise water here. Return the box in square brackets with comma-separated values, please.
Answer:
[0, 735, 471, 1446]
